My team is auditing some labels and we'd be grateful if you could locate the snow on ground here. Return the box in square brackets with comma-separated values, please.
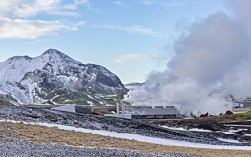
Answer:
[161, 126, 212, 132]
[222, 129, 246, 135]
[217, 138, 242, 144]
[86, 101, 94, 106]
[2, 120, 251, 150]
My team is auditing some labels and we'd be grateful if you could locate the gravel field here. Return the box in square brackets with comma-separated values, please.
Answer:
[0, 140, 198, 157]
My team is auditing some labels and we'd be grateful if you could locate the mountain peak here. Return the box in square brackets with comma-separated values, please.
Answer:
[41, 49, 81, 64]
[42, 49, 70, 59]
[42, 49, 64, 55]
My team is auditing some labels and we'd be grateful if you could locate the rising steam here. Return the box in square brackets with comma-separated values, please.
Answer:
[125, 0, 251, 114]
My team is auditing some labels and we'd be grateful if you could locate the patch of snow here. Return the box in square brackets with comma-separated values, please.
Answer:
[222, 129, 245, 135]
[87, 95, 94, 99]
[222, 131, 235, 135]
[161, 126, 212, 132]
[217, 138, 241, 143]
[189, 128, 212, 132]
[51, 95, 60, 102]
[161, 126, 187, 131]
[99, 101, 104, 105]
[86, 101, 94, 106]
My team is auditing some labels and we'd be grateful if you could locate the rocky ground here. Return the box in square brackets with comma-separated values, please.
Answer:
[0, 140, 193, 157]
[0, 105, 250, 146]
[148, 115, 251, 135]
[148, 118, 227, 131]
[0, 121, 250, 157]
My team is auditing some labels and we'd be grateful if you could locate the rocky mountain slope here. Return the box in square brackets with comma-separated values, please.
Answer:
[0, 49, 127, 105]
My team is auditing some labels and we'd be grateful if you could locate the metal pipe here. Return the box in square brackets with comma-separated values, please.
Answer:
[122, 103, 125, 118]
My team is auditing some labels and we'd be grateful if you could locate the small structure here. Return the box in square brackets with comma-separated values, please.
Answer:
[75, 105, 92, 114]
[233, 102, 244, 108]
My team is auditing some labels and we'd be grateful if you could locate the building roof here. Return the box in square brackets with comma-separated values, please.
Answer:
[128, 106, 177, 115]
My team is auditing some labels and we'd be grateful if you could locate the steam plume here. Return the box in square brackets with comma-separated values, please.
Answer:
[125, 0, 251, 114]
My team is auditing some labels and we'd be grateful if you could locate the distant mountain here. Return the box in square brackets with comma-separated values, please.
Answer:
[0, 49, 127, 105]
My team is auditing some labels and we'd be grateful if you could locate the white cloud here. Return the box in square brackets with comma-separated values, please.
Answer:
[93, 24, 167, 38]
[142, 0, 154, 5]
[115, 54, 159, 64]
[114, 1, 127, 8]
[0, 0, 88, 39]
[141, 0, 186, 7]
[0, 18, 85, 39]
[0, 0, 89, 18]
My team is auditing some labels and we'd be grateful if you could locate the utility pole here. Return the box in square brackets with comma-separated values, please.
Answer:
[121, 103, 125, 118]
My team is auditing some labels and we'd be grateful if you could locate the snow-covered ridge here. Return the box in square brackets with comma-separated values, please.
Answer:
[0, 49, 81, 82]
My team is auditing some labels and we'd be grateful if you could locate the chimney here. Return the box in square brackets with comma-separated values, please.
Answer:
[116, 100, 120, 117]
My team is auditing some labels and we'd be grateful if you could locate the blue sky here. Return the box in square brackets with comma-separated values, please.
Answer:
[0, 0, 226, 83]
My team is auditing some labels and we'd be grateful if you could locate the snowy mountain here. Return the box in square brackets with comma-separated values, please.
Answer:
[0, 49, 127, 105]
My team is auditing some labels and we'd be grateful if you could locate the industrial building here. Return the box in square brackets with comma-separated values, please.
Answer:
[128, 106, 178, 119]
[52, 103, 178, 120]
[104, 103, 178, 119]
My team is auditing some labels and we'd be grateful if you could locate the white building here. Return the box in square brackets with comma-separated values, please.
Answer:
[127, 106, 178, 119]
[105, 105, 178, 119]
